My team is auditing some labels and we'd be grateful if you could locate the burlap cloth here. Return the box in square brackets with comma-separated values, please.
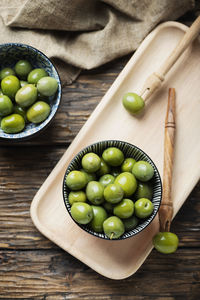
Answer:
[0, 0, 195, 84]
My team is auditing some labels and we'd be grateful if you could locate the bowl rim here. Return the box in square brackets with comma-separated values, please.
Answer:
[62, 140, 162, 241]
[0, 42, 62, 141]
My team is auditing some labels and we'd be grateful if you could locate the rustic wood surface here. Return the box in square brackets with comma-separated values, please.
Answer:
[0, 10, 200, 299]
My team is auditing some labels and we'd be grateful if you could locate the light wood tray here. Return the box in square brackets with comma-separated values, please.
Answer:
[30, 21, 200, 280]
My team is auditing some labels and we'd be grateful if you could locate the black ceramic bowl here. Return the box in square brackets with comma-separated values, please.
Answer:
[63, 140, 162, 240]
[0, 43, 61, 140]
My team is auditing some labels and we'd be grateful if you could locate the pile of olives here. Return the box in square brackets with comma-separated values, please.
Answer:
[0, 60, 58, 134]
[65, 146, 155, 239]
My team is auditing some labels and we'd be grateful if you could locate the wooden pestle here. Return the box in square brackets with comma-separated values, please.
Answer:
[140, 16, 200, 101]
[159, 88, 176, 232]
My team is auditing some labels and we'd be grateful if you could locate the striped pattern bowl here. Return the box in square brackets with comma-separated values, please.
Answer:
[0, 43, 61, 140]
[63, 140, 162, 240]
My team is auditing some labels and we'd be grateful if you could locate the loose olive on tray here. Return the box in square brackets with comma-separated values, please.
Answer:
[65, 147, 156, 239]
[0, 60, 58, 134]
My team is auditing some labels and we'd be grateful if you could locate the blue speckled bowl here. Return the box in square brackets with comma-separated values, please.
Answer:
[63, 140, 162, 240]
[0, 43, 61, 140]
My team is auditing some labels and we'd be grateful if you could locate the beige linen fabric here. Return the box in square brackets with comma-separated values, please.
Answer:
[0, 0, 194, 83]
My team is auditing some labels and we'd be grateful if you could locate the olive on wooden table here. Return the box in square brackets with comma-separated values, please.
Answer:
[153, 232, 179, 254]
[122, 92, 145, 114]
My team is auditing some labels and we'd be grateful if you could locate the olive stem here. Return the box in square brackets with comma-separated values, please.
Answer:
[110, 232, 114, 240]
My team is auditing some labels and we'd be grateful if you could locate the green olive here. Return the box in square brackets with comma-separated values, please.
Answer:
[80, 169, 96, 183]
[15, 84, 37, 108]
[115, 172, 137, 197]
[99, 174, 115, 187]
[26, 101, 50, 123]
[37, 92, 49, 101]
[132, 161, 154, 182]
[104, 183, 124, 204]
[71, 202, 93, 225]
[65, 170, 87, 191]
[81, 152, 101, 173]
[27, 68, 48, 84]
[86, 181, 104, 205]
[103, 216, 125, 239]
[153, 232, 179, 254]
[20, 81, 28, 88]
[121, 158, 136, 173]
[135, 182, 153, 200]
[0, 95, 13, 117]
[102, 147, 124, 166]
[103, 201, 114, 214]
[90, 206, 108, 232]
[123, 216, 139, 231]
[110, 167, 121, 177]
[96, 158, 110, 177]
[14, 60, 32, 79]
[113, 199, 134, 219]
[122, 92, 145, 114]
[13, 105, 27, 122]
[1, 113, 25, 133]
[1, 75, 20, 99]
[68, 191, 87, 206]
[134, 198, 154, 218]
[0, 67, 15, 80]
[37, 76, 58, 96]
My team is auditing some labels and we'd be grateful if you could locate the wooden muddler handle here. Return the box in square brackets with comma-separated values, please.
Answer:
[159, 88, 176, 232]
[141, 16, 200, 101]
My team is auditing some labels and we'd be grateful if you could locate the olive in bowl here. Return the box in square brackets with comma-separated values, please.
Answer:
[0, 43, 61, 140]
[63, 140, 162, 240]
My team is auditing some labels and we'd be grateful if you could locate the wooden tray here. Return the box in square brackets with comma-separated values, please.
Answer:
[30, 21, 200, 280]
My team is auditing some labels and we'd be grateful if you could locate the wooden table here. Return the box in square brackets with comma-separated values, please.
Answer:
[0, 11, 200, 299]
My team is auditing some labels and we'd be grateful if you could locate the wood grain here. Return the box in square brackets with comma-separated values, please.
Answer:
[159, 88, 175, 232]
[0, 249, 199, 299]
[0, 10, 200, 299]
